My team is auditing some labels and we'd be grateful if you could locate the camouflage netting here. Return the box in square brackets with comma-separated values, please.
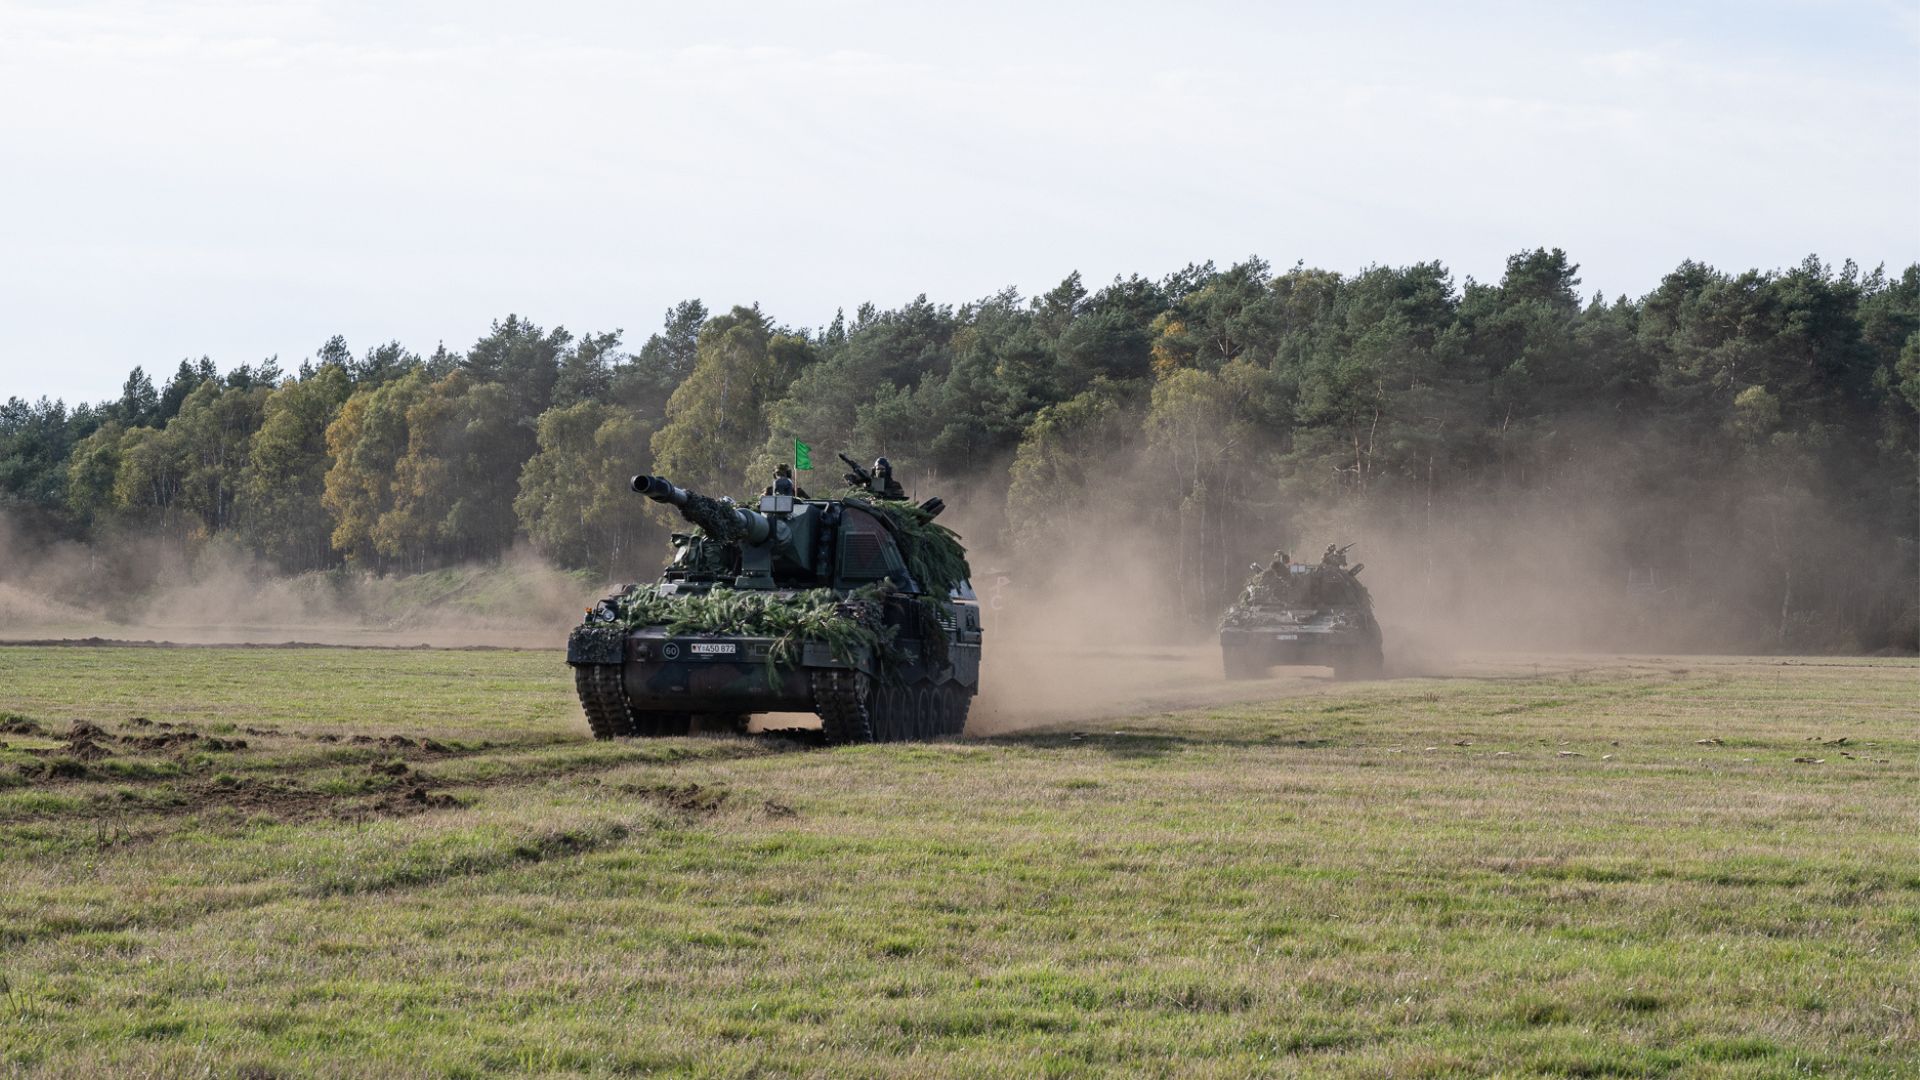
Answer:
[680, 491, 748, 543]
[838, 491, 972, 596]
[611, 583, 892, 667]
[601, 580, 951, 676]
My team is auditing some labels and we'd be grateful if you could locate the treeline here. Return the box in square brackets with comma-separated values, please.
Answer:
[2, 250, 1916, 649]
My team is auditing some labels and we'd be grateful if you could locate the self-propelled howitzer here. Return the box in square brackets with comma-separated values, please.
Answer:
[567, 470, 983, 743]
[1218, 547, 1384, 680]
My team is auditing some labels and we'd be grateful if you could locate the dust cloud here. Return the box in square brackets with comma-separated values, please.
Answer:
[2, 441, 1909, 734]
[960, 509, 1596, 735]
[0, 515, 604, 647]
[950, 486, 1365, 733]
[952, 436, 1916, 732]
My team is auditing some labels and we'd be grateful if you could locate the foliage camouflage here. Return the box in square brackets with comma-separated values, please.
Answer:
[609, 582, 891, 664]
[591, 581, 951, 683]
[836, 489, 972, 597]
[678, 491, 752, 544]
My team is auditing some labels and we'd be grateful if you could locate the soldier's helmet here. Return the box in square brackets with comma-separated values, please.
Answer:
[873, 456, 893, 479]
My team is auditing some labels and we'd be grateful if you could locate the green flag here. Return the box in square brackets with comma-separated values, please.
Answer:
[794, 440, 812, 471]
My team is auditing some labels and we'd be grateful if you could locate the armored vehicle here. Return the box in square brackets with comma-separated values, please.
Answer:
[566, 460, 982, 743]
[1219, 546, 1383, 680]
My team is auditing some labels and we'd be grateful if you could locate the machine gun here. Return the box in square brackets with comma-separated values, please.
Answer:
[839, 452, 908, 499]
[838, 453, 872, 490]
[1320, 542, 1358, 569]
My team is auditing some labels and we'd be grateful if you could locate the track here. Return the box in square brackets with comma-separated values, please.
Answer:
[573, 664, 635, 739]
[810, 668, 873, 743]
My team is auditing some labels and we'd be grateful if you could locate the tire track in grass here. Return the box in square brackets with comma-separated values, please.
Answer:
[0, 718, 808, 829]
[0, 791, 736, 946]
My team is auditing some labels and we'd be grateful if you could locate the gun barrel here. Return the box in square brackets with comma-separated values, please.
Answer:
[630, 474, 770, 544]
[631, 474, 690, 506]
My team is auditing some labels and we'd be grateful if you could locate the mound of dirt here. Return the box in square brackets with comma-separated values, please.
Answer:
[62, 721, 113, 761]
[370, 785, 460, 815]
[621, 781, 729, 816]
[181, 777, 337, 821]
[121, 730, 248, 753]
[123, 731, 199, 752]
[19, 758, 91, 781]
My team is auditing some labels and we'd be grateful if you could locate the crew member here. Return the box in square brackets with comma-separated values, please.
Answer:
[872, 456, 906, 499]
[766, 462, 810, 499]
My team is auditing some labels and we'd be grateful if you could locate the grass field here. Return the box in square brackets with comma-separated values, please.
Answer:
[0, 647, 1914, 1078]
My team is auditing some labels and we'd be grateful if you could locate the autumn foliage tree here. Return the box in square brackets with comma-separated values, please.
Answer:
[0, 250, 1909, 651]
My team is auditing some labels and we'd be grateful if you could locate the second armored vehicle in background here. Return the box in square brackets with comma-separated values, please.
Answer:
[1220, 546, 1383, 680]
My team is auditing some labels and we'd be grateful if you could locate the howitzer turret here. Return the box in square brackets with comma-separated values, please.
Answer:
[569, 460, 985, 745]
[632, 473, 809, 589]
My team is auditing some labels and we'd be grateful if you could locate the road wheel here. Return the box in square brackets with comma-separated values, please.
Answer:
[867, 684, 889, 742]
[1222, 646, 1264, 680]
[941, 685, 973, 737]
[913, 685, 936, 740]
[892, 685, 915, 741]
[870, 683, 905, 742]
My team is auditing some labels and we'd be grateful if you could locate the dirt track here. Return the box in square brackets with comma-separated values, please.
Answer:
[967, 642, 1613, 733]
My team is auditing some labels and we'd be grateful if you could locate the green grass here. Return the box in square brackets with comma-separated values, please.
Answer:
[0, 647, 1914, 1077]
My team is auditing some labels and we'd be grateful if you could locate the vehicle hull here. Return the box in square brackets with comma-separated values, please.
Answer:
[1219, 622, 1383, 679]
[568, 623, 982, 725]
[1219, 626, 1371, 667]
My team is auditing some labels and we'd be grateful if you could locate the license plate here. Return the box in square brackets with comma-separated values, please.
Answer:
[1274, 634, 1298, 641]
[689, 642, 737, 655]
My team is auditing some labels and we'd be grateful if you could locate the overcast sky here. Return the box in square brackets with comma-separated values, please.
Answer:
[2, 0, 1916, 405]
